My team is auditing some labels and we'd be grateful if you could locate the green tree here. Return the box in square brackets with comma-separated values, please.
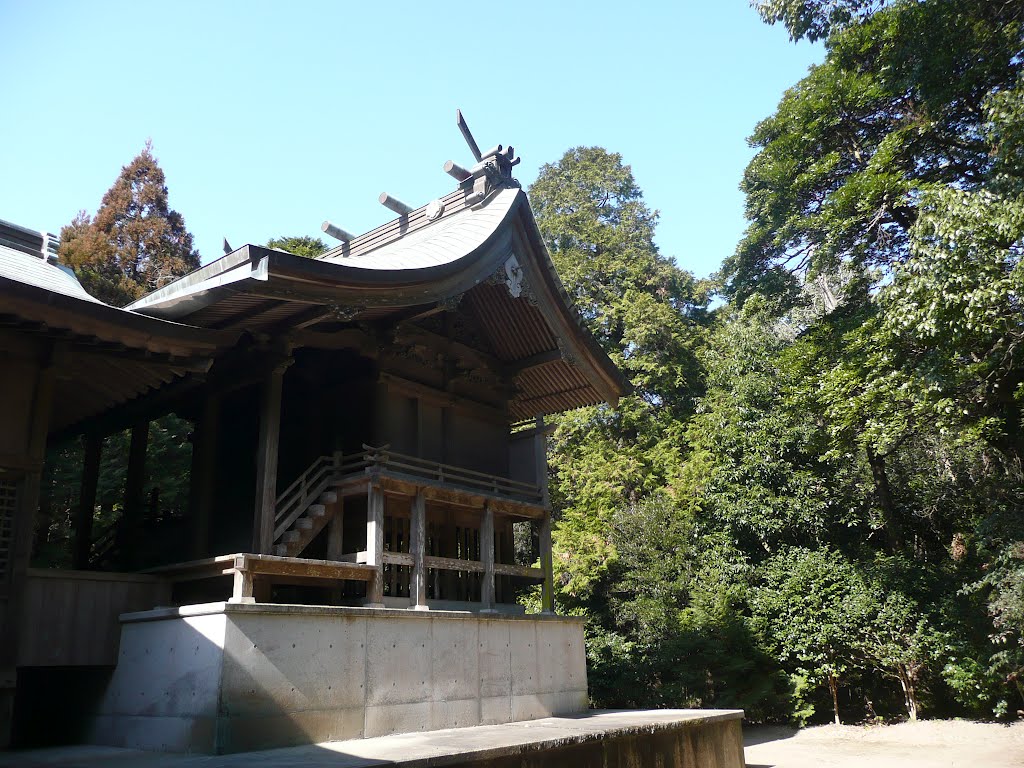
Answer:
[750, 547, 875, 724]
[730, 0, 1024, 307]
[266, 235, 327, 259]
[528, 147, 709, 602]
[731, 0, 1024, 720]
[754, 0, 890, 42]
[59, 142, 199, 306]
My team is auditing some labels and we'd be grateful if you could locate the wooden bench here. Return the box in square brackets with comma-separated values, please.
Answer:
[146, 553, 377, 604]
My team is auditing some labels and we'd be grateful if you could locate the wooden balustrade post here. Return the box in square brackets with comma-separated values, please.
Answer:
[365, 481, 385, 606]
[410, 489, 427, 610]
[481, 503, 496, 612]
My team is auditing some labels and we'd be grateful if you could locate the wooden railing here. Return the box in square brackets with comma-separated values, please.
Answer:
[273, 452, 370, 541]
[379, 550, 543, 581]
[363, 445, 543, 504]
[273, 446, 543, 544]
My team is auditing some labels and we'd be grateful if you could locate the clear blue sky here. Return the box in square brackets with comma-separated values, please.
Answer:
[0, 1, 820, 280]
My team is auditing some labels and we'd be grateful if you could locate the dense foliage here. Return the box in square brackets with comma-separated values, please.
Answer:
[266, 235, 328, 258]
[531, 0, 1024, 723]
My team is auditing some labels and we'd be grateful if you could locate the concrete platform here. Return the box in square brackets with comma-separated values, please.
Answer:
[1, 709, 745, 767]
[90, 601, 589, 753]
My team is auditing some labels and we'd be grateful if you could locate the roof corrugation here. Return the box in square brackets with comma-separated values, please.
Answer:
[321, 187, 519, 272]
[0, 243, 101, 304]
[466, 283, 557, 361]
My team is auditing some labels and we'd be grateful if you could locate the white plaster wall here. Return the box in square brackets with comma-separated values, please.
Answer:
[91, 604, 588, 754]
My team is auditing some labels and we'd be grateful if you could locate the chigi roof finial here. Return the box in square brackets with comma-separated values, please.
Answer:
[446, 109, 521, 204]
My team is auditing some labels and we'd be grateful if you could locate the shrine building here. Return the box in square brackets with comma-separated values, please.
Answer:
[0, 138, 632, 753]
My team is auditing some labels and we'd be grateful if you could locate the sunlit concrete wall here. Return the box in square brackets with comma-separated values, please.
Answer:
[90, 603, 588, 754]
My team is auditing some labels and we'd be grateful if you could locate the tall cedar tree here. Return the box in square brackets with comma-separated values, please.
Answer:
[59, 143, 200, 306]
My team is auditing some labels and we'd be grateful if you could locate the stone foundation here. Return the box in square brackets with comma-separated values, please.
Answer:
[89, 602, 588, 754]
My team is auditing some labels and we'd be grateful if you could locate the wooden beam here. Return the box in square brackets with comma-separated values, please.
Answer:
[1, 342, 59, 745]
[252, 361, 290, 554]
[394, 323, 506, 378]
[379, 372, 507, 423]
[286, 328, 378, 355]
[493, 562, 545, 580]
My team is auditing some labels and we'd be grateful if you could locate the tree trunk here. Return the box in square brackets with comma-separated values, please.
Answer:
[866, 445, 905, 553]
[828, 674, 841, 725]
[899, 668, 919, 721]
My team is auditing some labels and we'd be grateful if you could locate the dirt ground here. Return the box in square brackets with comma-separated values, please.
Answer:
[743, 720, 1024, 768]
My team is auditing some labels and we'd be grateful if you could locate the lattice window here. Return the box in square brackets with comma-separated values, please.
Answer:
[0, 476, 17, 578]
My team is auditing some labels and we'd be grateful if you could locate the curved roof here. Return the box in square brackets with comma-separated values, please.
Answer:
[125, 177, 629, 418]
[0, 219, 232, 436]
[0, 236, 100, 303]
[322, 187, 521, 272]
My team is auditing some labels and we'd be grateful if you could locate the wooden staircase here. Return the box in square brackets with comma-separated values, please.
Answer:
[271, 451, 374, 557]
[272, 490, 338, 557]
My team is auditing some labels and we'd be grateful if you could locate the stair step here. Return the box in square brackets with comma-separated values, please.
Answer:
[307, 504, 327, 517]
[283, 530, 301, 543]
[319, 492, 338, 504]
[296, 517, 313, 530]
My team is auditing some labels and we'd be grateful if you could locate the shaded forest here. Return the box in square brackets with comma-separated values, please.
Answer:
[32, 0, 1023, 727]
[532, 0, 1024, 725]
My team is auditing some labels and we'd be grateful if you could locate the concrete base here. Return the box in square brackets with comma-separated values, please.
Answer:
[2, 710, 745, 767]
[89, 602, 588, 754]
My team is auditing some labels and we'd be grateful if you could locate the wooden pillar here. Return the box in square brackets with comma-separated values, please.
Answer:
[252, 363, 288, 554]
[410, 489, 427, 610]
[327, 496, 345, 604]
[1, 344, 59, 747]
[535, 415, 554, 614]
[73, 432, 102, 569]
[365, 482, 384, 606]
[440, 508, 455, 600]
[189, 394, 219, 559]
[481, 503, 496, 612]
[540, 511, 554, 614]
[120, 420, 149, 566]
